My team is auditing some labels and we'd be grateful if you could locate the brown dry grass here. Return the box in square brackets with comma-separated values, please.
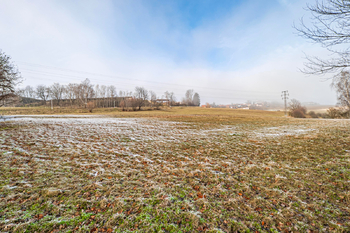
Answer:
[1, 106, 282, 117]
[0, 109, 349, 232]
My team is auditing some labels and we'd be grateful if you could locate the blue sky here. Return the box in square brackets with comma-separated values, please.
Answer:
[0, 0, 337, 104]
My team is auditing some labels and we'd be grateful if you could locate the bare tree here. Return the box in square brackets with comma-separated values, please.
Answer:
[93, 84, 116, 108]
[17, 86, 33, 98]
[119, 90, 132, 109]
[119, 90, 132, 97]
[129, 97, 139, 111]
[0, 50, 21, 106]
[163, 91, 176, 106]
[108, 85, 117, 98]
[289, 99, 302, 110]
[331, 71, 350, 110]
[73, 84, 82, 106]
[86, 101, 95, 113]
[120, 100, 126, 111]
[16, 88, 25, 97]
[107, 85, 117, 107]
[193, 92, 200, 106]
[168, 92, 176, 106]
[149, 90, 157, 108]
[94, 84, 100, 98]
[100, 85, 107, 107]
[94, 84, 101, 107]
[50, 83, 65, 106]
[76, 79, 94, 107]
[295, 0, 350, 114]
[36, 85, 50, 104]
[100, 85, 107, 97]
[184, 89, 194, 106]
[134, 86, 149, 110]
[23, 85, 35, 98]
[65, 83, 77, 106]
[295, 0, 350, 75]
[289, 99, 307, 118]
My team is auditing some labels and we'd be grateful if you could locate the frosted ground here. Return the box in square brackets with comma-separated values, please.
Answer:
[1, 116, 350, 232]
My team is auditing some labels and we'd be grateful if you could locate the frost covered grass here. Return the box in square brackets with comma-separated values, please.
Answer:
[0, 111, 350, 232]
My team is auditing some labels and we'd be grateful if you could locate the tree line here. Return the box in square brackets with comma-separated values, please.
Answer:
[1, 50, 201, 110]
[14, 79, 201, 110]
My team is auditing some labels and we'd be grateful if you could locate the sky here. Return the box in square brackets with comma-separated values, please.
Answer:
[0, 0, 338, 105]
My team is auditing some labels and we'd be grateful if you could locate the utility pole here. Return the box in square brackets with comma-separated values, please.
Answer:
[281, 90, 289, 116]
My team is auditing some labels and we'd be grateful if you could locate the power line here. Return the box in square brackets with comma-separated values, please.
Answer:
[24, 75, 278, 99]
[23, 74, 279, 103]
[16, 61, 284, 103]
[23, 71, 279, 98]
[17, 61, 280, 94]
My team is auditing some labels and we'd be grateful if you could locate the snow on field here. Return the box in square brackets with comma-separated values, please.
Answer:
[253, 126, 317, 138]
[1, 115, 344, 184]
[1, 115, 350, 232]
[1, 116, 345, 158]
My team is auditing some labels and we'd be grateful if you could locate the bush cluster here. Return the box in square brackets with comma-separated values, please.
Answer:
[289, 99, 349, 119]
[308, 111, 328, 118]
[304, 108, 349, 119]
[327, 107, 350, 119]
[289, 107, 307, 118]
[288, 99, 307, 118]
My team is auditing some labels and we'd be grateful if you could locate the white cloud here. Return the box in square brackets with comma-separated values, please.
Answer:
[0, 0, 338, 105]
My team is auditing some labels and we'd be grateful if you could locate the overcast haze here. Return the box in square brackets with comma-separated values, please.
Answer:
[0, 0, 337, 105]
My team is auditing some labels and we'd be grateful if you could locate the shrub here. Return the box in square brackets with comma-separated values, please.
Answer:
[288, 99, 307, 118]
[317, 113, 329, 118]
[327, 107, 350, 119]
[309, 111, 319, 118]
[86, 101, 95, 113]
[290, 108, 306, 118]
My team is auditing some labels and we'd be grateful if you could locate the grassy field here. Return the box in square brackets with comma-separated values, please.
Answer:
[1, 108, 349, 232]
[0, 106, 282, 116]
[1, 107, 286, 126]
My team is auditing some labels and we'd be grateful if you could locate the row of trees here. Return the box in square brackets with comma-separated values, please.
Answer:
[1, 50, 201, 110]
[15, 79, 201, 109]
[183, 89, 200, 106]
[18, 79, 113, 107]
[2, 1, 350, 113]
